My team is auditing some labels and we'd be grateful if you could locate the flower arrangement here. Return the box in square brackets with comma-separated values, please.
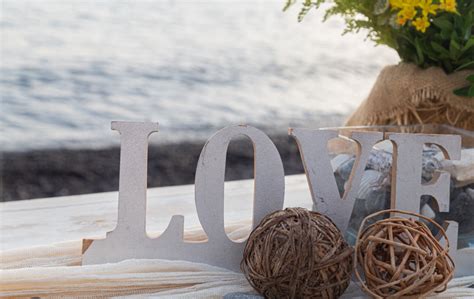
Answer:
[284, 0, 474, 96]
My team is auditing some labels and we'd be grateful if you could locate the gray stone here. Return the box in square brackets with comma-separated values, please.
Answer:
[223, 292, 263, 299]
[421, 203, 436, 219]
[331, 154, 353, 171]
[356, 170, 385, 199]
[422, 156, 442, 183]
[337, 157, 355, 181]
[330, 154, 355, 196]
[466, 187, 474, 199]
[366, 148, 392, 173]
[449, 190, 474, 234]
[335, 173, 346, 197]
[364, 189, 391, 214]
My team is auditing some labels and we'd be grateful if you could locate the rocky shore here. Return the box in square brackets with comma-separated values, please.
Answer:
[1, 135, 305, 202]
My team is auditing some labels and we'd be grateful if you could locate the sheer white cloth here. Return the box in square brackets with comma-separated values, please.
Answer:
[1, 179, 473, 297]
[1, 227, 473, 298]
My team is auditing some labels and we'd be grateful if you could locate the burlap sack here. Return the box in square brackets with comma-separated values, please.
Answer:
[346, 63, 474, 131]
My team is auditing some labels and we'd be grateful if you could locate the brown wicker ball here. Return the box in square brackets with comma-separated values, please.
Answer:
[355, 209, 455, 298]
[241, 207, 353, 299]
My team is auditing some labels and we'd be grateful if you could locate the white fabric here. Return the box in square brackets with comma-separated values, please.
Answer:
[1, 178, 473, 297]
[1, 230, 473, 298]
[1, 258, 252, 298]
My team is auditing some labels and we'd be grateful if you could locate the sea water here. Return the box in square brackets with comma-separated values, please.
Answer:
[1, 0, 398, 151]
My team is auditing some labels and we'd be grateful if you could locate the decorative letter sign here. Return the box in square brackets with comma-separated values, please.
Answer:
[388, 133, 460, 214]
[83, 123, 284, 271]
[83, 122, 473, 277]
[289, 129, 383, 230]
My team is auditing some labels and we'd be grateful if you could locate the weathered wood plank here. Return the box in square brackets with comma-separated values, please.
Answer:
[0, 174, 312, 251]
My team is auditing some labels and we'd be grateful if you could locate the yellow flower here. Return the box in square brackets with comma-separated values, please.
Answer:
[418, 0, 438, 16]
[401, 5, 417, 20]
[405, 0, 419, 7]
[397, 13, 408, 25]
[389, 0, 406, 9]
[390, 0, 417, 9]
[440, 0, 457, 13]
[391, 0, 417, 25]
[412, 16, 431, 32]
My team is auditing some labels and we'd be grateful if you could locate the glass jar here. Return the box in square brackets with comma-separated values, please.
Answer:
[325, 124, 474, 248]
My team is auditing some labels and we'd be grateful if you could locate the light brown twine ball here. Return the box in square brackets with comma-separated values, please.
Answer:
[241, 207, 353, 299]
[355, 209, 455, 298]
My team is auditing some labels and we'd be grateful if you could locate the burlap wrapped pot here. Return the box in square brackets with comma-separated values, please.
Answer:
[346, 63, 474, 131]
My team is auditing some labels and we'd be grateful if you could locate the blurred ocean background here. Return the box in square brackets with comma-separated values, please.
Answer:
[1, 0, 399, 151]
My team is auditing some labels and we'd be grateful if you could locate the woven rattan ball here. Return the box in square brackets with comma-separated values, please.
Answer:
[241, 207, 353, 299]
[355, 209, 454, 298]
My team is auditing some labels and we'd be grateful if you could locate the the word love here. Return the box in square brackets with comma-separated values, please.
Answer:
[82, 122, 472, 276]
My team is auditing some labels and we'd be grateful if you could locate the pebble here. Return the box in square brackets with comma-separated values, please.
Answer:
[421, 203, 436, 219]
[337, 157, 355, 181]
[449, 190, 474, 233]
[330, 154, 353, 171]
[223, 292, 263, 299]
[466, 188, 474, 199]
[364, 189, 391, 213]
[356, 170, 384, 200]
[366, 148, 392, 173]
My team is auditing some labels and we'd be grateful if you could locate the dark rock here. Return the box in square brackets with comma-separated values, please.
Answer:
[335, 173, 346, 197]
[448, 190, 474, 234]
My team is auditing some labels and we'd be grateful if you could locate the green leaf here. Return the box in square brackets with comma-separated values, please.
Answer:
[432, 18, 453, 31]
[431, 41, 450, 56]
[467, 74, 474, 84]
[453, 86, 470, 97]
[415, 38, 424, 65]
[453, 74, 474, 98]
[454, 61, 474, 72]
[462, 38, 474, 52]
[465, 27, 473, 41]
[449, 38, 461, 60]
[440, 29, 452, 40]
[282, 0, 294, 11]
[469, 85, 474, 97]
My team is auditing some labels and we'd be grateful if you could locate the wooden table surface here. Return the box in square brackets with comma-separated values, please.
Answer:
[2, 174, 473, 298]
[1, 174, 313, 251]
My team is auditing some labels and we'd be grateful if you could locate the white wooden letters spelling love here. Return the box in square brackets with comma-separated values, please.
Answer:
[82, 122, 473, 276]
